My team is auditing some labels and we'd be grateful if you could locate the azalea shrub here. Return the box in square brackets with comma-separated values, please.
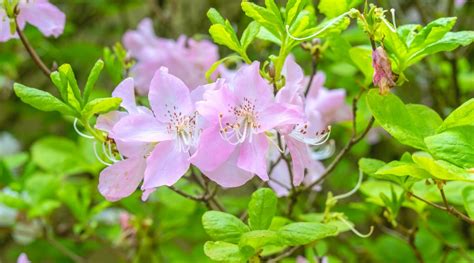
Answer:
[1, 0, 474, 262]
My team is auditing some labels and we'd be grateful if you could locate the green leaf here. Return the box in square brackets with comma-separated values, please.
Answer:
[205, 55, 242, 82]
[438, 98, 474, 132]
[13, 83, 76, 116]
[202, 211, 250, 243]
[359, 158, 386, 175]
[209, 23, 242, 54]
[462, 186, 474, 219]
[425, 126, 474, 169]
[277, 222, 338, 246]
[241, 2, 283, 40]
[375, 161, 430, 179]
[366, 89, 442, 150]
[204, 241, 244, 262]
[318, 0, 350, 18]
[257, 27, 282, 45]
[298, 14, 351, 40]
[349, 45, 373, 85]
[248, 188, 278, 230]
[407, 31, 474, 66]
[240, 21, 260, 51]
[408, 17, 457, 51]
[83, 59, 104, 103]
[81, 97, 122, 120]
[58, 64, 83, 107]
[207, 8, 226, 25]
[50, 71, 67, 101]
[412, 152, 474, 182]
[0, 192, 29, 209]
[379, 22, 408, 70]
[239, 230, 280, 258]
[285, 0, 304, 26]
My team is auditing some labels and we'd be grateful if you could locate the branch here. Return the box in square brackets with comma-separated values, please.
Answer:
[304, 58, 318, 97]
[408, 191, 474, 225]
[15, 18, 52, 77]
[265, 246, 300, 263]
[303, 90, 374, 192]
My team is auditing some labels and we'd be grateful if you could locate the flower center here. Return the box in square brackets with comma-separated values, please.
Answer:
[164, 105, 198, 152]
[218, 97, 261, 145]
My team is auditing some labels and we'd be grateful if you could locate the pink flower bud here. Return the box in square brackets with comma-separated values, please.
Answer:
[372, 47, 395, 95]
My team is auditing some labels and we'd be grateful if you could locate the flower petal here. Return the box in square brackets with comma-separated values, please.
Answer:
[112, 114, 172, 142]
[286, 137, 311, 186]
[237, 134, 269, 181]
[149, 68, 194, 122]
[142, 141, 190, 189]
[18, 0, 65, 37]
[95, 111, 127, 134]
[257, 103, 304, 132]
[190, 124, 235, 171]
[232, 62, 273, 107]
[202, 150, 254, 188]
[112, 78, 138, 113]
[98, 157, 146, 202]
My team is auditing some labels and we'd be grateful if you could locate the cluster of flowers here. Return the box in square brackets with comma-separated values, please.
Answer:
[96, 19, 350, 201]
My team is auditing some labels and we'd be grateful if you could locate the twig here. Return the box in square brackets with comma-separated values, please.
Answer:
[303, 90, 374, 192]
[44, 226, 85, 263]
[408, 192, 474, 225]
[304, 58, 318, 97]
[15, 18, 52, 77]
[266, 246, 300, 262]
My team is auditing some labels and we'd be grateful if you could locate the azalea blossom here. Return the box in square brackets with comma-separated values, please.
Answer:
[0, 0, 65, 42]
[269, 57, 350, 192]
[17, 253, 30, 263]
[112, 68, 201, 197]
[123, 18, 218, 95]
[191, 62, 304, 187]
[95, 78, 154, 202]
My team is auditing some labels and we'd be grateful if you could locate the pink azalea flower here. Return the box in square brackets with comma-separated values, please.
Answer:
[17, 253, 30, 263]
[270, 57, 350, 189]
[112, 68, 201, 196]
[0, 0, 65, 42]
[123, 18, 218, 95]
[95, 78, 154, 202]
[191, 62, 304, 187]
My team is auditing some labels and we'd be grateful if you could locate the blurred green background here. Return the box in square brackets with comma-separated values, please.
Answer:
[0, 0, 473, 262]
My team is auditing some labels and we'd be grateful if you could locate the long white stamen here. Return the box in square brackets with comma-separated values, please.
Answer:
[73, 118, 94, 139]
[311, 139, 335, 160]
[381, 17, 396, 32]
[93, 141, 112, 166]
[333, 169, 364, 200]
[338, 216, 374, 238]
[101, 142, 118, 163]
[390, 8, 397, 30]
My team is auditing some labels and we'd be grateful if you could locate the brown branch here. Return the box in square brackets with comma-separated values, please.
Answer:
[265, 246, 300, 262]
[408, 192, 474, 225]
[303, 90, 374, 192]
[304, 58, 318, 97]
[15, 18, 52, 77]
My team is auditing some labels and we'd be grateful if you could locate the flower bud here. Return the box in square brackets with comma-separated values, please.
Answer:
[372, 46, 395, 95]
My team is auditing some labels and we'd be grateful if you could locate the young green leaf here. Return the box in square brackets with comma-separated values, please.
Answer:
[241, 1, 283, 40]
[204, 241, 244, 262]
[238, 230, 280, 259]
[277, 222, 338, 246]
[59, 64, 83, 107]
[425, 126, 474, 169]
[375, 160, 431, 179]
[81, 97, 122, 120]
[366, 89, 442, 150]
[412, 152, 474, 182]
[285, 0, 304, 26]
[209, 23, 242, 54]
[50, 71, 68, 102]
[438, 98, 474, 132]
[359, 158, 386, 175]
[207, 7, 226, 25]
[202, 211, 250, 243]
[13, 83, 76, 116]
[240, 21, 260, 51]
[248, 188, 278, 230]
[83, 59, 104, 103]
[408, 17, 457, 51]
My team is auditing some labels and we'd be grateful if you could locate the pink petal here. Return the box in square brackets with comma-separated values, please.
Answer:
[129, 60, 161, 96]
[305, 72, 326, 99]
[268, 160, 291, 197]
[232, 62, 273, 106]
[257, 103, 304, 132]
[282, 56, 304, 87]
[190, 124, 235, 171]
[95, 111, 127, 134]
[196, 81, 236, 123]
[202, 150, 254, 188]
[17, 253, 30, 263]
[112, 114, 172, 142]
[0, 10, 19, 42]
[115, 140, 153, 159]
[237, 134, 269, 181]
[142, 141, 190, 189]
[98, 157, 146, 201]
[18, 0, 65, 37]
[149, 68, 194, 122]
[286, 137, 311, 186]
[112, 78, 138, 113]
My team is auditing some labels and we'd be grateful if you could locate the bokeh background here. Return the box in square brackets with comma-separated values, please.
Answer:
[0, 0, 473, 262]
